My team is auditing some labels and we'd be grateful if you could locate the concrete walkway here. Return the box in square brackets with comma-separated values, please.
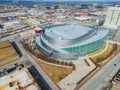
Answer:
[57, 56, 96, 90]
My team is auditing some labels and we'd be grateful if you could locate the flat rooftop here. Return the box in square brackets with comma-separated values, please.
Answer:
[0, 41, 19, 66]
[45, 24, 92, 39]
[0, 68, 39, 90]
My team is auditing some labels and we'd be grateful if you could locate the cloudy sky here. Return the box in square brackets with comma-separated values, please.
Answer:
[10, 0, 120, 1]
[42, 0, 120, 1]
[35, 0, 120, 1]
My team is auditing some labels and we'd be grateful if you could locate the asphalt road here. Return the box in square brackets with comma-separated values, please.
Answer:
[80, 53, 120, 90]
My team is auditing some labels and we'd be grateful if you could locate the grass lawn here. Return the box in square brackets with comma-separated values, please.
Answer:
[91, 43, 114, 63]
[33, 56, 72, 83]
[23, 62, 30, 67]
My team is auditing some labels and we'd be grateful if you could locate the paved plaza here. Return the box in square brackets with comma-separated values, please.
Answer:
[58, 56, 96, 90]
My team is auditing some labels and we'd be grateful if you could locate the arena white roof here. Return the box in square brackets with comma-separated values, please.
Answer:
[39, 29, 108, 48]
[45, 25, 92, 39]
[36, 24, 109, 52]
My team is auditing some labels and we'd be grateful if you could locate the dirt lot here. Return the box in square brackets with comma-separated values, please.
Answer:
[0, 41, 20, 66]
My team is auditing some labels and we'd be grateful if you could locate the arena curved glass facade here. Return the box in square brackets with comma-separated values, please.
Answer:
[35, 24, 109, 60]
[62, 37, 106, 54]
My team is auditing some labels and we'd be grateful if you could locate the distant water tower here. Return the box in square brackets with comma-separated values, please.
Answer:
[34, 27, 42, 35]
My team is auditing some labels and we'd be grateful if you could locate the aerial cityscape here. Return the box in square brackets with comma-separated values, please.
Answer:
[0, 0, 120, 90]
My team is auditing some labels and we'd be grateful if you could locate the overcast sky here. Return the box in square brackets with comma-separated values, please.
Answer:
[3, 0, 120, 2]
[37, 0, 120, 1]
[44, 0, 120, 1]
[11, 0, 120, 1]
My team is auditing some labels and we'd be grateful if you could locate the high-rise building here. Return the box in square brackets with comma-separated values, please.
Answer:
[104, 7, 120, 29]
